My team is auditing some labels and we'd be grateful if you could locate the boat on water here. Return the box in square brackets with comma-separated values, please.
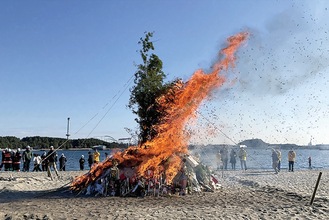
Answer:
[91, 145, 107, 150]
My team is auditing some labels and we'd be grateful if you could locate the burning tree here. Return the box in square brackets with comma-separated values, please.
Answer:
[128, 31, 177, 145]
[71, 32, 249, 195]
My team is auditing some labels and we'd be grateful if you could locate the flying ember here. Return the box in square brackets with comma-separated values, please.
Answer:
[70, 32, 249, 193]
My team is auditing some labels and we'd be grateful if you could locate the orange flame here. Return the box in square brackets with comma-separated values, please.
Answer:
[71, 32, 248, 191]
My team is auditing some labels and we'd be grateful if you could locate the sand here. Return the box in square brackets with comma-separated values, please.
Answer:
[0, 169, 328, 220]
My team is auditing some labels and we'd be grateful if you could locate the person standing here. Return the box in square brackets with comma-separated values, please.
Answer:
[276, 149, 282, 172]
[79, 155, 85, 171]
[54, 152, 58, 169]
[59, 153, 67, 171]
[288, 148, 296, 172]
[271, 149, 279, 174]
[238, 146, 247, 171]
[41, 152, 48, 171]
[230, 149, 237, 170]
[88, 151, 94, 169]
[22, 146, 33, 172]
[12, 148, 22, 171]
[93, 149, 100, 165]
[308, 156, 312, 169]
[0, 148, 5, 170]
[220, 147, 229, 170]
[3, 148, 13, 171]
[46, 146, 59, 180]
[32, 154, 42, 171]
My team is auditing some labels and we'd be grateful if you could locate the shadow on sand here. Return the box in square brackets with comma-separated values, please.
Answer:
[0, 186, 73, 203]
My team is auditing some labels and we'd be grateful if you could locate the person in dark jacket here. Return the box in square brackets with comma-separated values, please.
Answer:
[230, 149, 237, 170]
[79, 155, 85, 171]
[88, 151, 94, 169]
[22, 146, 33, 172]
[0, 149, 5, 170]
[3, 148, 13, 171]
[59, 153, 67, 171]
[13, 148, 22, 171]
[46, 146, 59, 180]
[41, 152, 48, 171]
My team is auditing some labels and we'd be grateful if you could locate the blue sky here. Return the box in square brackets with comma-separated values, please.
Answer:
[1, 1, 328, 145]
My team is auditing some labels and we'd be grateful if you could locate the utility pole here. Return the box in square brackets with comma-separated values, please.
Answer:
[66, 117, 70, 140]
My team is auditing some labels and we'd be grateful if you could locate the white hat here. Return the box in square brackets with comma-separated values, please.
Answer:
[26, 145, 30, 149]
[17, 148, 20, 152]
[81, 155, 84, 158]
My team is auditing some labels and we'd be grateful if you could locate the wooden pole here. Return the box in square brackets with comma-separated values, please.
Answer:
[310, 172, 322, 206]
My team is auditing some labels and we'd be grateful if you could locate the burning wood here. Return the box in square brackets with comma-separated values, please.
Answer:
[70, 32, 248, 196]
[72, 154, 220, 197]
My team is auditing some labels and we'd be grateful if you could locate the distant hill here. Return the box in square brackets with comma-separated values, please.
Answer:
[2, 136, 328, 151]
[0, 136, 128, 150]
[269, 143, 299, 150]
[235, 139, 326, 150]
[239, 139, 268, 148]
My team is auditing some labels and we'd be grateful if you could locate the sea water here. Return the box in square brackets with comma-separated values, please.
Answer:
[1, 148, 329, 171]
[198, 148, 329, 171]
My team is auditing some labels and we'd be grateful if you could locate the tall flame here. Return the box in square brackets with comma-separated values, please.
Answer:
[71, 32, 248, 191]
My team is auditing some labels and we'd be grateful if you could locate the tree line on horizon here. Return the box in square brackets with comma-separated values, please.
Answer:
[0, 136, 127, 150]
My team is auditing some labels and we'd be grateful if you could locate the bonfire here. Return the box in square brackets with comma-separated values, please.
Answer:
[70, 32, 249, 196]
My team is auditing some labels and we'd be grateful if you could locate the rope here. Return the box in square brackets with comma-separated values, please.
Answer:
[76, 73, 135, 146]
[195, 110, 270, 171]
[55, 74, 134, 187]
[24, 73, 135, 191]
[33, 139, 70, 172]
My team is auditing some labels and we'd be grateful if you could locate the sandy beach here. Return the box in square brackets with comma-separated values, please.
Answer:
[0, 169, 328, 220]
